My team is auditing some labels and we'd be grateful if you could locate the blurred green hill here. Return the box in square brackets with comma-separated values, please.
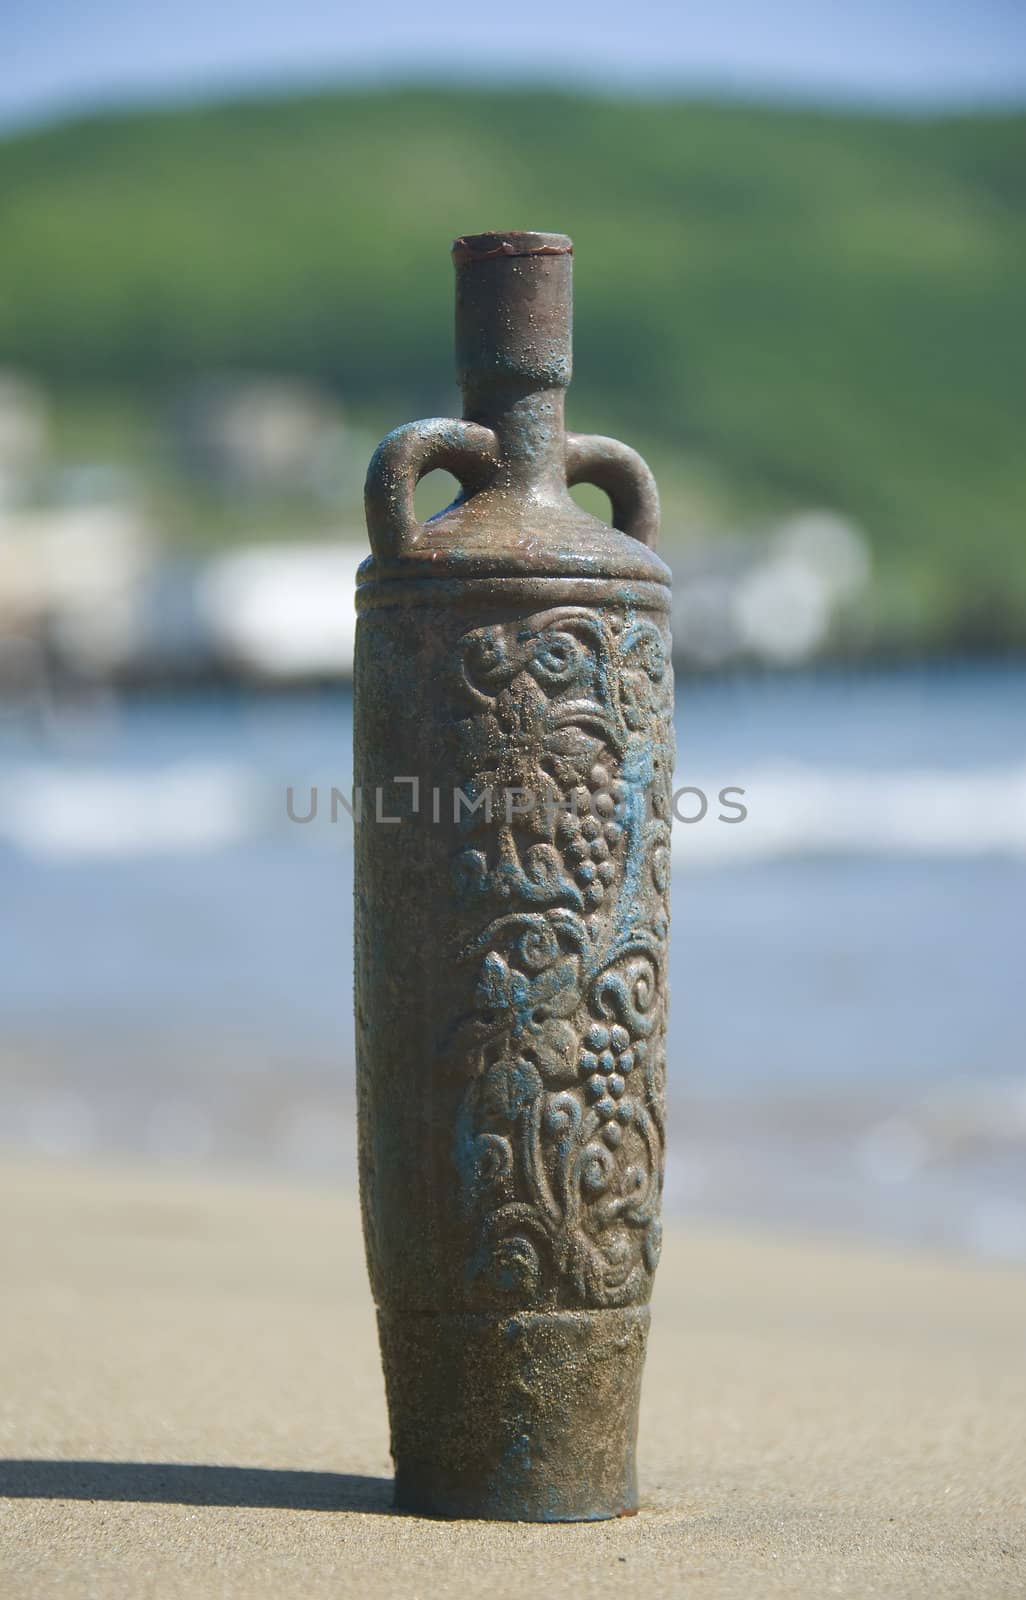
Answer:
[1, 88, 1024, 649]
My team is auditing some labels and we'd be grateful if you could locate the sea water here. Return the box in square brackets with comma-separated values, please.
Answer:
[2, 661, 1023, 1259]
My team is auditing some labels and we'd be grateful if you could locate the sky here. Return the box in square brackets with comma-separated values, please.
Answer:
[4, 0, 1025, 129]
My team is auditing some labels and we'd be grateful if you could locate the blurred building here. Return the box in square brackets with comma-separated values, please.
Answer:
[197, 543, 361, 680]
[172, 377, 346, 496]
[0, 373, 49, 507]
[671, 511, 870, 669]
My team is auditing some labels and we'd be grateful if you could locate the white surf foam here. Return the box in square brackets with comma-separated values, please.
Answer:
[0, 762, 260, 857]
[673, 762, 1026, 866]
[2, 760, 1025, 863]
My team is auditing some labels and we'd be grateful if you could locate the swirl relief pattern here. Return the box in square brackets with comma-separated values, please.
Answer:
[449, 605, 673, 1310]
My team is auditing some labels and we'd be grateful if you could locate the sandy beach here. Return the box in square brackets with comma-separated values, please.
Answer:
[1, 1157, 1023, 1598]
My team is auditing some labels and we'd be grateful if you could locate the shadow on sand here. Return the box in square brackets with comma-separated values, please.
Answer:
[0, 1460, 394, 1513]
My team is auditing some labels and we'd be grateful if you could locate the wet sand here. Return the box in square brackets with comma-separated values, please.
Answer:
[1, 1158, 1023, 1598]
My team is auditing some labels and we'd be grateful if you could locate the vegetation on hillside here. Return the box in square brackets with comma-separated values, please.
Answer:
[1, 88, 1024, 649]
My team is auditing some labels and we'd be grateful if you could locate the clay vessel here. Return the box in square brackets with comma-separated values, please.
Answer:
[357, 230, 673, 1520]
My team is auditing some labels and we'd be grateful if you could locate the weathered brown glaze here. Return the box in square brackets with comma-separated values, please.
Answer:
[357, 231, 673, 1520]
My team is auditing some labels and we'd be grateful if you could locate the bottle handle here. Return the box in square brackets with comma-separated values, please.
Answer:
[364, 418, 499, 562]
[565, 433, 660, 550]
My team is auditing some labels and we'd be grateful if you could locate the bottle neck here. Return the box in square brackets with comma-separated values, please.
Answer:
[462, 379, 568, 499]
[453, 232, 574, 502]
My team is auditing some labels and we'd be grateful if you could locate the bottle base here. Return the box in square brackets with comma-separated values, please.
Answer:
[377, 1304, 650, 1522]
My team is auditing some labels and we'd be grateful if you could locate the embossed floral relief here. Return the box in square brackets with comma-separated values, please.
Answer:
[448, 606, 673, 1310]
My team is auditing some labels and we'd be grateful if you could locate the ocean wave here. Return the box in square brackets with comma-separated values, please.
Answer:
[672, 762, 1026, 866]
[1, 759, 1025, 863]
[0, 762, 262, 857]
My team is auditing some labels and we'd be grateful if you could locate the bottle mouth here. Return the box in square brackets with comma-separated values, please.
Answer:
[452, 231, 573, 266]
